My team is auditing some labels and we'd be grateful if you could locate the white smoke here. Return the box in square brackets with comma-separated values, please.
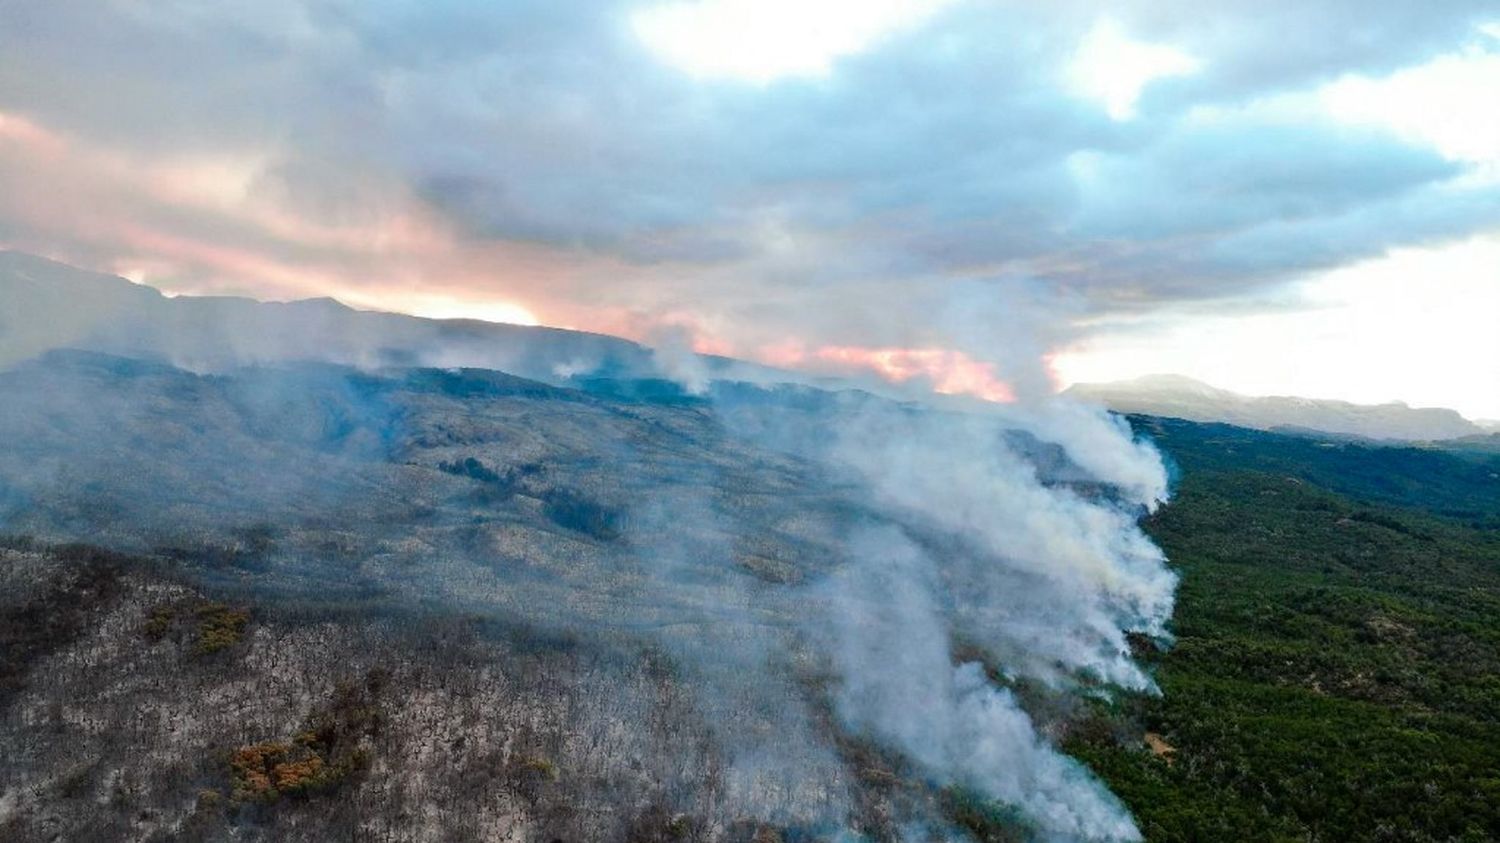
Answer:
[823, 526, 1144, 841]
[789, 395, 1174, 840]
[647, 324, 713, 395]
[994, 399, 1171, 511]
[0, 252, 1178, 838]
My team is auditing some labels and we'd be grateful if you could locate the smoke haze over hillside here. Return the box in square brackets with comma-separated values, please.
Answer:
[0, 253, 1177, 839]
[2, 3, 1497, 839]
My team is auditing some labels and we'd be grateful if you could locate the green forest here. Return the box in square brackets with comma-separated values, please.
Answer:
[1064, 419, 1500, 842]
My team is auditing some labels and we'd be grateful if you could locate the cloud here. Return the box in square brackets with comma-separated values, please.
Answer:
[1, 1, 1497, 397]
[1070, 119, 1460, 240]
[1114, 0, 1497, 106]
[1067, 17, 1202, 120]
[1319, 43, 1500, 174]
[631, 0, 957, 82]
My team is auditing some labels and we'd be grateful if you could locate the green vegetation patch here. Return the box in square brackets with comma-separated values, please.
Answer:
[194, 603, 250, 654]
[942, 787, 1030, 843]
[139, 599, 252, 655]
[1061, 421, 1500, 842]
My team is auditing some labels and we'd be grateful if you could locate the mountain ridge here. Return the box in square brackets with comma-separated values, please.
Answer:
[1066, 373, 1481, 442]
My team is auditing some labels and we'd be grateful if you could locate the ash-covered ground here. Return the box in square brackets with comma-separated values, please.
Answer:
[0, 348, 1173, 842]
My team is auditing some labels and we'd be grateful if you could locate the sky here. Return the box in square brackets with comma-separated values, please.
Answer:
[1, 1, 1497, 417]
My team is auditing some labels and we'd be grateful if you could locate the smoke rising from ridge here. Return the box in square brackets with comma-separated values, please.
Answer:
[0, 256, 1175, 840]
[705, 388, 1172, 839]
[824, 527, 1140, 841]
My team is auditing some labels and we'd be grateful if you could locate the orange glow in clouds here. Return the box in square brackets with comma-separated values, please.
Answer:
[2, 106, 1012, 403]
[762, 342, 1017, 403]
[0, 107, 576, 319]
[0, 112, 66, 155]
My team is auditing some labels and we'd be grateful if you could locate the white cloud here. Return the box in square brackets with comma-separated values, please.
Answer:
[1320, 33, 1500, 178]
[1053, 231, 1500, 419]
[1067, 17, 1200, 119]
[631, 0, 953, 82]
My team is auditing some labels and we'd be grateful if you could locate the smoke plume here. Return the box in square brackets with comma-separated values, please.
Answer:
[0, 255, 1176, 840]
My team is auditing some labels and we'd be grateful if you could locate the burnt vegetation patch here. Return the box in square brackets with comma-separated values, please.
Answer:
[437, 456, 545, 502]
[0, 539, 130, 702]
[437, 456, 623, 538]
[155, 539, 273, 573]
[539, 487, 623, 539]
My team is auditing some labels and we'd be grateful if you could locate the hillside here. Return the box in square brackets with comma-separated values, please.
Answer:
[0, 347, 1496, 840]
[3, 397, 1496, 841]
[1, 255, 1495, 841]
[1071, 417, 1500, 841]
[0, 348, 1176, 842]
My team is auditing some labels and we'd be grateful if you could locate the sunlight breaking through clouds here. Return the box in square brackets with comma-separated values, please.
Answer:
[1052, 232, 1500, 420]
[1067, 17, 1201, 119]
[1320, 35, 1500, 177]
[631, 0, 955, 82]
[359, 290, 540, 327]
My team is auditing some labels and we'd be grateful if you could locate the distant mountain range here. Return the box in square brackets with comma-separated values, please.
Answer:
[1066, 374, 1484, 442]
[0, 250, 808, 392]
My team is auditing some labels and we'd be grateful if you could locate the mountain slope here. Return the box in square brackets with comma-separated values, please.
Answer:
[0, 540, 778, 842]
[1070, 416, 1500, 842]
[0, 352, 891, 840]
[5, 407, 1498, 842]
[0, 347, 1177, 841]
